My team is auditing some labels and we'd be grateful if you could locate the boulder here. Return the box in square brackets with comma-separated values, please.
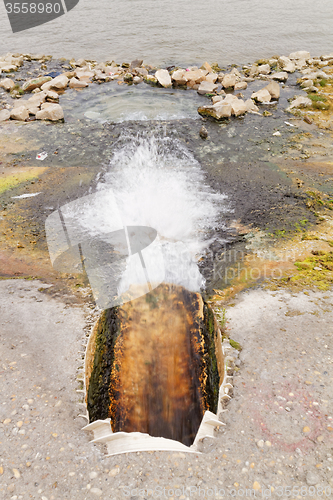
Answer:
[27, 92, 47, 107]
[289, 51, 310, 60]
[230, 99, 247, 116]
[198, 102, 232, 119]
[270, 71, 288, 82]
[217, 72, 225, 83]
[205, 73, 218, 83]
[295, 59, 308, 70]
[46, 90, 59, 102]
[197, 81, 218, 95]
[171, 69, 187, 85]
[245, 99, 260, 113]
[75, 70, 94, 81]
[50, 74, 69, 90]
[36, 103, 64, 121]
[234, 81, 247, 91]
[22, 76, 52, 92]
[212, 95, 224, 104]
[135, 67, 148, 77]
[0, 78, 15, 91]
[251, 88, 271, 103]
[69, 77, 88, 89]
[249, 64, 259, 77]
[223, 94, 240, 103]
[222, 74, 236, 88]
[184, 69, 208, 84]
[264, 81, 280, 99]
[278, 56, 295, 73]
[155, 69, 172, 88]
[258, 64, 270, 75]
[0, 109, 10, 121]
[301, 79, 314, 88]
[0, 63, 17, 72]
[287, 96, 312, 110]
[10, 106, 28, 121]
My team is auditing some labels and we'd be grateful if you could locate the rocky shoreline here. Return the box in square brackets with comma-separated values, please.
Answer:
[0, 50, 332, 124]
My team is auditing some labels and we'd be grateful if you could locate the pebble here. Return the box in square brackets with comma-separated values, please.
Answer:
[4, 419, 11, 424]
[306, 471, 320, 485]
[109, 468, 120, 476]
[12, 469, 20, 479]
[0, 466, 3, 474]
[90, 488, 103, 496]
[265, 441, 272, 447]
[253, 481, 261, 490]
[303, 426, 311, 433]
[16, 421, 23, 428]
[317, 435, 324, 442]
[89, 471, 98, 479]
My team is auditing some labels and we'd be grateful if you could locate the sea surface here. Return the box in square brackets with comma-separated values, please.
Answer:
[0, 0, 332, 65]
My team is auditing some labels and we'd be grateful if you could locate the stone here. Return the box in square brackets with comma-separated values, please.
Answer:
[306, 471, 320, 486]
[198, 102, 232, 119]
[270, 71, 288, 82]
[222, 74, 236, 88]
[289, 51, 310, 60]
[171, 69, 187, 85]
[155, 69, 172, 88]
[230, 67, 242, 79]
[201, 61, 212, 72]
[205, 73, 218, 83]
[184, 69, 208, 84]
[249, 64, 259, 77]
[199, 126, 208, 139]
[251, 88, 271, 103]
[22, 76, 52, 92]
[264, 81, 280, 99]
[133, 76, 142, 84]
[36, 104, 64, 121]
[69, 77, 88, 89]
[90, 488, 103, 496]
[75, 70, 94, 81]
[234, 81, 247, 91]
[50, 74, 69, 90]
[135, 67, 148, 77]
[257, 440, 264, 448]
[287, 96, 312, 110]
[0, 78, 15, 91]
[278, 56, 295, 73]
[143, 75, 158, 85]
[321, 53, 333, 61]
[27, 92, 47, 107]
[46, 90, 59, 102]
[12, 469, 20, 479]
[0, 109, 10, 121]
[197, 81, 218, 95]
[258, 64, 270, 75]
[295, 59, 308, 70]
[245, 99, 259, 113]
[10, 106, 28, 121]
[212, 95, 224, 104]
[123, 73, 133, 83]
[0, 64, 17, 72]
[301, 79, 314, 88]
[230, 99, 247, 116]
[89, 472, 98, 479]
[130, 59, 143, 70]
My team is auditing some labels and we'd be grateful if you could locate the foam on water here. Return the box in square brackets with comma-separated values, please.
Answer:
[69, 129, 227, 293]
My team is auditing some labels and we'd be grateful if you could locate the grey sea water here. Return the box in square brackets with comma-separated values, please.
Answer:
[0, 0, 332, 65]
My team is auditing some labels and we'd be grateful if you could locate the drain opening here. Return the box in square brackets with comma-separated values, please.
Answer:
[83, 283, 228, 453]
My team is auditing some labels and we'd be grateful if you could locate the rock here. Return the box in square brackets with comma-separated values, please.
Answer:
[135, 67, 148, 77]
[197, 81, 218, 95]
[123, 73, 133, 83]
[198, 102, 232, 120]
[321, 53, 333, 61]
[201, 61, 212, 72]
[184, 69, 208, 84]
[46, 90, 59, 103]
[301, 70, 328, 80]
[258, 64, 270, 75]
[0, 109, 10, 121]
[234, 81, 247, 91]
[245, 99, 259, 113]
[130, 59, 143, 70]
[10, 106, 28, 121]
[249, 64, 259, 77]
[133, 76, 142, 84]
[0, 64, 17, 72]
[270, 71, 288, 82]
[69, 77, 88, 89]
[301, 79, 314, 88]
[143, 75, 158, 86]
[50, 74, 69, 90]
[171, 69, 187, 85]
[257, 440, 264, 448]
[251, 88, 271, 103]
[264, 81, 280, 99]
[287, 96, 312, 110]
[230, 67, 242, 79]
[278, 56, 295, 73]
[89, 472, 98, 479]
[289, 51, 310, 60]
[155, 69, 172, 88]
[230, 98, 247, 116]
[27, 92, 47, 107]
[199, 126, 208, 139]
[306, 471, 320, 486]
[212, 95, 224, 104]
[36, 103, 64, 121]
[22, 76, 52, 92]
[75, 70, 94, 81]
[205, 73, 218, 83]
[0, 78, 15, 91]
[90, 488, 103, 497]
[222, 74, 236, 88]
[295, 59, 308, 70]
[217, 72, 225, 83]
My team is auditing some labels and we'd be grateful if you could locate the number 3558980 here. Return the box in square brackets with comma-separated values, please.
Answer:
[5, 3, 62, 14]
